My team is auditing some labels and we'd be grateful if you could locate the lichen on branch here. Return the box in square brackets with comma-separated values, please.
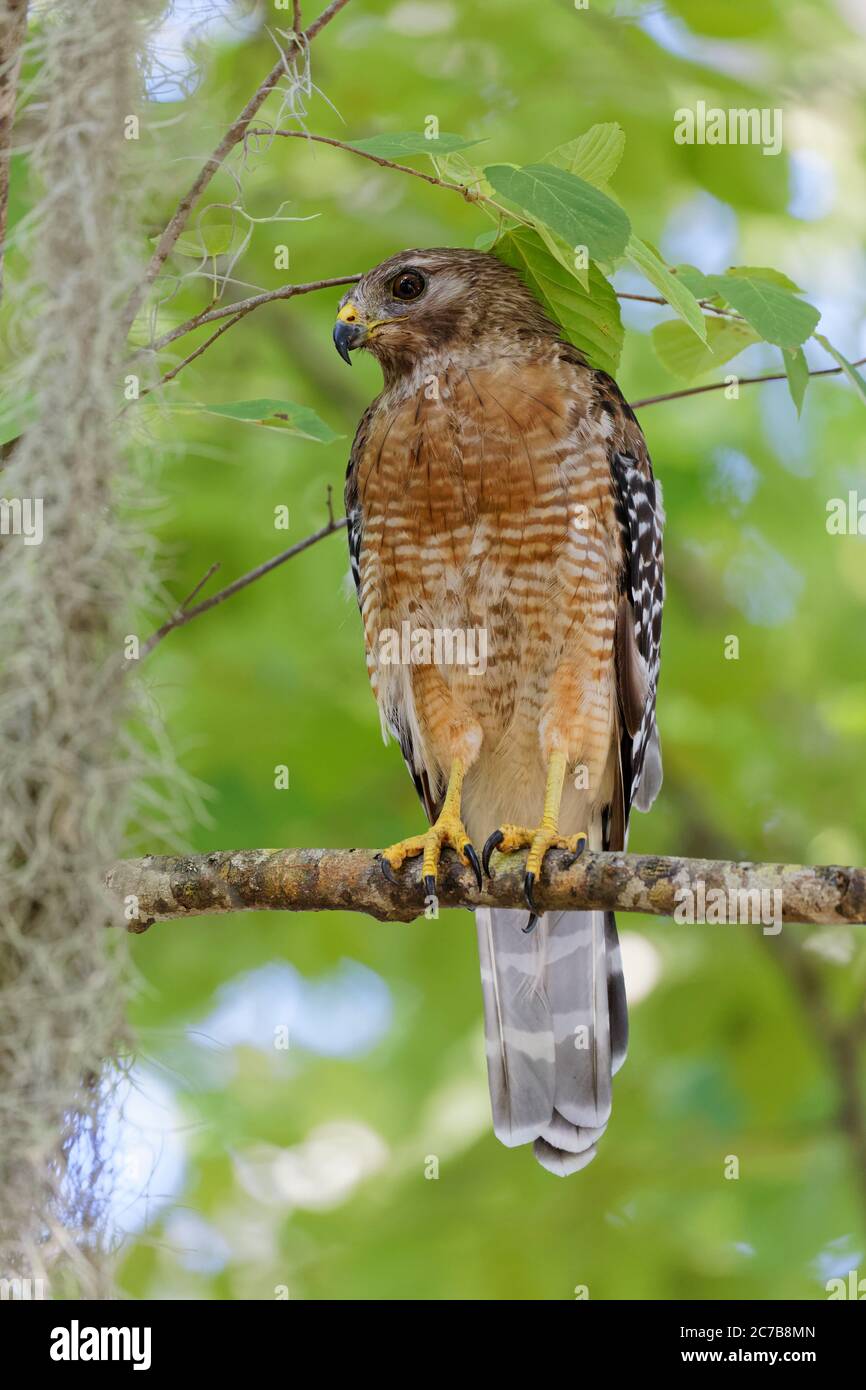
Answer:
[106, 847, 866, 929]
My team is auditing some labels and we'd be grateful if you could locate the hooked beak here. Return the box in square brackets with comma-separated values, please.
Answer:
[333, 301, 366, 365]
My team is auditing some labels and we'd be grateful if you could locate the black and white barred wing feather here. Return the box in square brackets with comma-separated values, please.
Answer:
[611, 445, 664, 824]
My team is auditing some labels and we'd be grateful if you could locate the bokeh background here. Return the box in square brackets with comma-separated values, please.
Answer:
[101, 0, 866, 1298]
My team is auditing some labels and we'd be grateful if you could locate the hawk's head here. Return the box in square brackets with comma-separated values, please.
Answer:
[333, 247, 556, 383]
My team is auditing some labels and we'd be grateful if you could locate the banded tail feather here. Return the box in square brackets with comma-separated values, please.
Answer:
[475, 903, 628, 1176]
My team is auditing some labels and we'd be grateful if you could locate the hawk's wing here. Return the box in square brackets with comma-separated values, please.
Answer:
[590, 370, 664, 845]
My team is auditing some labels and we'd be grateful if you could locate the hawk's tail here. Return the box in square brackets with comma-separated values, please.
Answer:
[474, 905, 628, 1175]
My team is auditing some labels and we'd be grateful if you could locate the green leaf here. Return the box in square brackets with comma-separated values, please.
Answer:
[205, 399, 343, 441]
[543, 122, 625, 187]
[495, 225, 623, 375]
[814, 335, 866, 405]
[534, 220, 588, 290]
[437, 154, 487, 194]
[473, 227, 498, 251]
[172, 224, 235, 257]
[725, 265, 804, 294]
[484, 162, 631, 264]
[166, 399, 342, 442]
[709, 272, 820, 348]
[651, 316, 759, 380]
[627, 236, 706, 341]
[670, 264, 717, 299]
[350, 132, 485, 158]
[782, 346, 809, 416]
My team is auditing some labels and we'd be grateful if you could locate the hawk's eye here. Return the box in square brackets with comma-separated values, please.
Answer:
[391, 269, 426, 301]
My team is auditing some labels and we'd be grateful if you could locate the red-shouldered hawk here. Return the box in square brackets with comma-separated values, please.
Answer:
[335, 248, 664, 1175]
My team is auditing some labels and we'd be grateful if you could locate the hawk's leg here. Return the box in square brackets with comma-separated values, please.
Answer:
[379, 757, 482, 899]
[481, 750, 587, 913]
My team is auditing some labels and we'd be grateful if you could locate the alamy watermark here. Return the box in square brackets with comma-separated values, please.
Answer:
[0, 496, 43, 545]
[379, 622, 488, 676]
[1, 1276, 48, 1299]
[674, 102, 783, 157]
[674, 880, 782, 935]
[826, 491, 866, 535]
[826, 1268, 866, 1299]
[49, 1320, 151, 1371]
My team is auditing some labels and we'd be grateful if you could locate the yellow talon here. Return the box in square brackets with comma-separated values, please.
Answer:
[379, 758, 482, 897]
[380, 833, 428, 874]
[482, 823, 587, 877]
[494, 824, 538, 856]
[525, 828, 588, 878]
[481, 752, 588, 913]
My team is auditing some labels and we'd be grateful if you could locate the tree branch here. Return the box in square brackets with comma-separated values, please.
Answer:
[247, 128, 480, 198]
[617, 291, 743, 321]
[142, 310, 247, 395]
[630, 357, 866, 409]
[143, 274, 361, 354]
[135, 514, 347, 663]
[122, 0, 356, 331]
[106, 847, 866, 929]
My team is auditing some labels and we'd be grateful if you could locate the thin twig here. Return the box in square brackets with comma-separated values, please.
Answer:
[143, 311, 246, 395]
[122, 0, 356, 331]
[249, 127, 479, 198]
[143, 274, 361, 354]
[631, 356, 866, 409]
[178, 560, 221, 610]
[304, 0, 353, 42]
[618, 291, 743, 321]
[136, 514, 347, 663]
[106, 846, 866, 928]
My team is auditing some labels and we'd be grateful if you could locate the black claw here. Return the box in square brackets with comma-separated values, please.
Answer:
[464, 843, 483, 891]
[569, 836, 588, 868]
[482, 828, 504, 878]
[524, 870, 537, 913]
[423, 874, 437, 901]
[522, 912, 539, 934]
[377, 853, 397, 886]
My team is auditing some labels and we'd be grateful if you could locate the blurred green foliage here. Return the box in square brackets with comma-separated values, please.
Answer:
[37, 0, 866, 1299]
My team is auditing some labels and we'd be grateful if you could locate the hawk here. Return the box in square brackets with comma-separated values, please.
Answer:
[334, 248, 664, 1175]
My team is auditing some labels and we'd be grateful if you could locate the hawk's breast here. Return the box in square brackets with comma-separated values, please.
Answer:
[356, 351, 622, 734]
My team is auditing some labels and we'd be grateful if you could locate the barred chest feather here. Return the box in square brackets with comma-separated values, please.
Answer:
[354, 349, 624, 759]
